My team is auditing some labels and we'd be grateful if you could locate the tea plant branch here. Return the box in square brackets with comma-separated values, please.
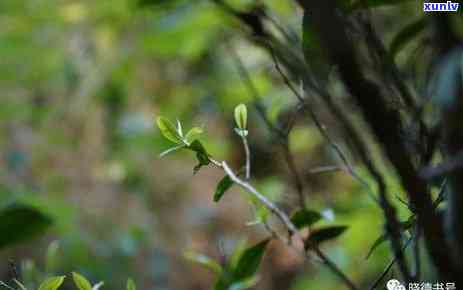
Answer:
[223, 161, 299, 235]
[221, 161, 358, 290]
[268, 37, 414, 282]
[297, 0, 454, 279]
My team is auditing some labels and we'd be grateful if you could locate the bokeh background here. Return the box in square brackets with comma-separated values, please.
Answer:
[0, 1, 434, 290]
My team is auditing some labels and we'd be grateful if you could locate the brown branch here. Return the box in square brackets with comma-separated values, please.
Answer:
[297, 0, 455, 280]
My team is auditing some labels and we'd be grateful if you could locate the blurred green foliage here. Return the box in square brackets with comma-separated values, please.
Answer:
[1, 0, 458, 289]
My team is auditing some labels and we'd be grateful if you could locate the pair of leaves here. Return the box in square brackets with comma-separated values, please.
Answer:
[157, 117, 203, 148]
[0, 203, 53, 249]
[157, 117, 210, 173]
[290, 209, 347, 245]
[186, 239, 269, 290]
[214, 239, 270, 290]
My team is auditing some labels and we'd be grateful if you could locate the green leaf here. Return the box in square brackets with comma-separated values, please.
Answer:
[232, 239, 270, 281]
[185, 127, 204, 144]
[365, 234, 387, 259]
[390, 17, 426, 59]
[214, 175, 233, 202]
[309, 226, 348, 244]
[37, 276, 65, 290]
[234, 104, 247, 130]
[184, 251, 223, 274]
[156, 116, 183, 144]
[126, 279, 136, 290]
[72, 272, 92, 290]
[0, 204, 53, 249]
[290, 209, 322, 229]
[187, 140, 210, 174]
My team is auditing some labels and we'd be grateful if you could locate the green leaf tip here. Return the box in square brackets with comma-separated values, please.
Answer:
[184, 251, 223, 274]
[37, 276, 66, 290]
[72, 272, 92, 290]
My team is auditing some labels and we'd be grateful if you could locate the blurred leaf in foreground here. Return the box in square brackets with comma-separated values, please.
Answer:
[0, 204, 53, 249]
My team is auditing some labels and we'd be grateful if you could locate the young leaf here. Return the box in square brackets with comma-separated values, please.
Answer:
[156, 117, 183, 144]
[365, 234, 388, 259]
[72, 272, 92, 290]
[214, 175, 233, 202]
[234, 104, 247, 130]
[290, 209, 322, 229]
[184, 251, 223, 274]
[0, 204, 53, 249]
[126, 279, 136, 290]
[37, 276, 66, 290]
[185, 127, 204, 144]
[232, 239, 270, 281]
[308, 226, 348, 244]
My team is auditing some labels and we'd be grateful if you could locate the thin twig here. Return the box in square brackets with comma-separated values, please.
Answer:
[240, 136, 251, 180]
[269, 48, 379, 203]
[223, 161, 299, 235]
